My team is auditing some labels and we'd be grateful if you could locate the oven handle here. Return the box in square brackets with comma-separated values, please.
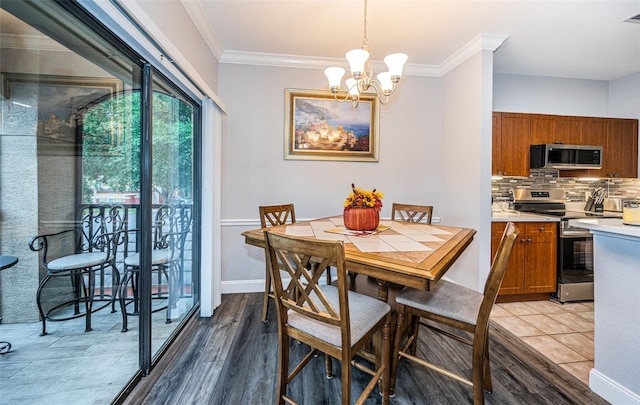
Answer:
[560, 230, 593, 238]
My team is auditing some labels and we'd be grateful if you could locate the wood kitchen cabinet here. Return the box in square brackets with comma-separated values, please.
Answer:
[493, 112, 639, 179]
[492, 221, 557, 301]
[531, 114, 583, 145]
[569, 117, 638, 178]
[605, 118, 638, 178]
[492, 112, 531, 177]
[563, 117, 609, 178]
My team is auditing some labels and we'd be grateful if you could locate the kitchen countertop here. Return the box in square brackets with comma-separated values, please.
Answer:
[569, 218, 640, 239]
[492, 211, 560, 222]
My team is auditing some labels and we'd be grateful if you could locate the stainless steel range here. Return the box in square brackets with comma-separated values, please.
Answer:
[512, 189, 622, 303]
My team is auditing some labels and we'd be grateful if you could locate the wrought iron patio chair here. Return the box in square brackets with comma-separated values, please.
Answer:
[119, 203, 192, 332]
[29, 204, 127, 335]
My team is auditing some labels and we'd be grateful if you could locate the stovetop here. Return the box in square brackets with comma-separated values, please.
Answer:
[515, 208, 622, 220]
[512, 188, 622, 220]
[552, 210, 622, 220]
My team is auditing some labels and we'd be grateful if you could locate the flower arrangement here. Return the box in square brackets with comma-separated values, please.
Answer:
[344, 183, 383, 211]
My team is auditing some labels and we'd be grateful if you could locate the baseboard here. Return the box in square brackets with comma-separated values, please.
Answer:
[221, 279, 265, 294]
[221, 277, 327, 295]
[589, 368, 640, 405]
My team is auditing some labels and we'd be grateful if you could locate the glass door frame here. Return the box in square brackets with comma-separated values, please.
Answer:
[60, 0, 204, 383]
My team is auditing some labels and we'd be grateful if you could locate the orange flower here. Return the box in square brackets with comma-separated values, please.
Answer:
[344, 183, 383, 211]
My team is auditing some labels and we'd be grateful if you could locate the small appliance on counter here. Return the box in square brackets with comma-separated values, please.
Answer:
[623, 200, 640, 226]
[602, 197, 624, 212]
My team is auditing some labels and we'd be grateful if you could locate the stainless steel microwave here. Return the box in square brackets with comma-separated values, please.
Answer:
[530, 144, 603, 170]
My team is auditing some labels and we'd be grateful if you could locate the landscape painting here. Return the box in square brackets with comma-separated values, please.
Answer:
[284, 89, 379, 161]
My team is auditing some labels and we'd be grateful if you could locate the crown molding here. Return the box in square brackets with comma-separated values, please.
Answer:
[219, 50, 442, 77]
[439, 34, 509, 76]
[216, 34, 508, 78]
[181, 0, 224, 61]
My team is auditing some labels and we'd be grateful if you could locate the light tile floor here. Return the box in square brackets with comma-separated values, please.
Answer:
[491, 299, 594, 385]
[0, 298, 191, 405]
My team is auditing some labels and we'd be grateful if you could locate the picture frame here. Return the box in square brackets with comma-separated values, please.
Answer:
[1, 72, 122, 155]
[284, 88, 379, 162]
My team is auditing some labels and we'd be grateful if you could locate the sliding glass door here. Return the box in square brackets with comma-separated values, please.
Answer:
[0, 0, 201, 402]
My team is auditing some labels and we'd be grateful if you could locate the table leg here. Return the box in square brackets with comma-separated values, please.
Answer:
[376, 279, 389, 302]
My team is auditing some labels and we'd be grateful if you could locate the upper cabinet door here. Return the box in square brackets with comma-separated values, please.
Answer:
[531, 114, 582, 145]
[531, 114, 556, 144]
[554, 115, 583, 145]
[607, 119, 639, 178]
[492, 112, 502, 175]
[498, 113, 531, 177]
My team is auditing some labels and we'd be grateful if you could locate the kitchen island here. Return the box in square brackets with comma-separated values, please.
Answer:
[569, 218, 640, 405]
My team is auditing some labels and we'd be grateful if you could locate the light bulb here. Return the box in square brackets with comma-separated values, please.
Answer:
[324, 67, 345, 92]
[346, 48, 369, 79]
[384, 53, 408, 81]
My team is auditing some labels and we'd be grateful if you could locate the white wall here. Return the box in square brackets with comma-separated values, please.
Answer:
[609, 72, 640, 119]
[218, 63, 444, 292]
[493, 73, 610, 116]
[439, 50, 494, 291]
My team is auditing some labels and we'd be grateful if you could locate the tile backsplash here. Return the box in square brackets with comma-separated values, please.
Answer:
[492, 170, 640, 203]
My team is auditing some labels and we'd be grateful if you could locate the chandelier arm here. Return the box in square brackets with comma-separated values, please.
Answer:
[331, 91, 352, 104]
[365, 80, 392, 104]
[377, 94, 389, 105]
[363, 57, 373, 81]
[368, 79, 397, 96]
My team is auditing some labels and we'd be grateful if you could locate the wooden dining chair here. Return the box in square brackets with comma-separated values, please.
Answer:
[391, 222, 519, 404]
[259, 204, 296, 322]
[391, 203, 433, 224]
[259, 204, 332, 322]
[264, 231, 391, 405]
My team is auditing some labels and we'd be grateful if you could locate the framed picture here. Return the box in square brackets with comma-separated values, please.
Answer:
[284, 88, 379, 162]
[1, 72, 122, 155]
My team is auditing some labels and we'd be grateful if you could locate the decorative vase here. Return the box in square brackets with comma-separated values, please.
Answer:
[343, 207, 380, 231]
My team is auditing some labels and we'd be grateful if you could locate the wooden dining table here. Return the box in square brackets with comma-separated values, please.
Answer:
[242, 215, 476, 302]
[243, 215, 476, 395]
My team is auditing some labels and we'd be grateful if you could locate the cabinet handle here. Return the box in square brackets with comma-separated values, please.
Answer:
[521, 238, 526, 243]
[527, 238, 532, 243]
[539, 227, 545, 231]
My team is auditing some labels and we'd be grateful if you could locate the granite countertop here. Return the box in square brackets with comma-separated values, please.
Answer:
[569, 218, 640, 239]
[492, 211, 560, 222]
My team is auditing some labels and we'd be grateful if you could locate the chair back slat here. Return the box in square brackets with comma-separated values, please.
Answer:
[478, 222, 519, 324]
[259, 204, 296, 228]
[391, 203, 433, 224]
[265, 232, 347, 329]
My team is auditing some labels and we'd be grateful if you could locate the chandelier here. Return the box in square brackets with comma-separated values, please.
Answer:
[324, 0, 407, 107]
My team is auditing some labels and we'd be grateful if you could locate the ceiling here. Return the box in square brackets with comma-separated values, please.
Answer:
[1, 1, 639, 82]
[184, 0, 640, 82]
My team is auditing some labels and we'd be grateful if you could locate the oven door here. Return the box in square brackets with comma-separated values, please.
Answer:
[558, 230, 593, 284]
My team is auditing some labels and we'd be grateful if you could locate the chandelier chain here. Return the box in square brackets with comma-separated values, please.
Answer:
[362, 0, 369, 51]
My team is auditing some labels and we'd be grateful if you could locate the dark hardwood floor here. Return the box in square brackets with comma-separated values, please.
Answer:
[131, 293, 607, 404]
